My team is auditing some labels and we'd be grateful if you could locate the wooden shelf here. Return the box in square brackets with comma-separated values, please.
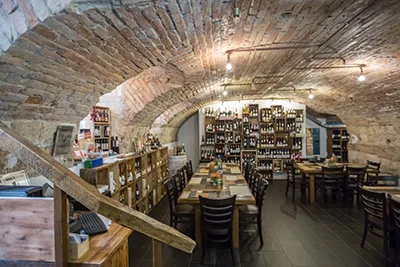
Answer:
[80, 147, 168, 215]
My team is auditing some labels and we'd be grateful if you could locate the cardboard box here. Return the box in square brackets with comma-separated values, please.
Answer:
[69, 234, 89, 260]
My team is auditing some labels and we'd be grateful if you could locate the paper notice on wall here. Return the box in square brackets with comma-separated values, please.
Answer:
[0, 170, 30, 186]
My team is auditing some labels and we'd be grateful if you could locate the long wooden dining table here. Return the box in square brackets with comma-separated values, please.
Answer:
[293, 162, 375, 203]
[177, 163, 255, 249]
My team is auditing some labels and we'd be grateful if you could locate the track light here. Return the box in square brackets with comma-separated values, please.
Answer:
[251, 82, 256, 91]
[233, 7, 240, 24]
[226, 54, 232, 71]
[223, 89, 228, 96]
[358, 67, 366, 81]
[308, 90, 314, 99]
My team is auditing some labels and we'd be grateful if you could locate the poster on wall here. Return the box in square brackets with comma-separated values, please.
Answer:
[0, 170, 30, 186]
[306, 128, 320, 155]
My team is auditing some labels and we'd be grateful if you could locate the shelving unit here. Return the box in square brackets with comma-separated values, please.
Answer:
[93, 106, 111, 152]
[80, 147, 168, 215]
[200, 103, 306, 180]
[327, 128, 349, 163]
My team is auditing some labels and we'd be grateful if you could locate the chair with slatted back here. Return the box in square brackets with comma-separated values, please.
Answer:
[199, 195, 237, 265]
[247, 168, 259, 194]
[188, 160, 194, 176]
[361, 188, 394, 267]
[243, 160, 254, 183]
[172, 172, 185, 197]
[180, 166, 189, 187]
[388, 194, 400, 266]
[286, 161, 307, 201]
[239, 178, 269, 246]
[366, 160, 381, 185]
[316, 166, 345, 206]
[184, 162, 193, 181]
[164, 179, 194, 229]
[342, 166, 366, 204]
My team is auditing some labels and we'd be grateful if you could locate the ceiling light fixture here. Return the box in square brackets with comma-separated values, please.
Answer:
[233, 7, 240, 24]
[223, 86, 228, 96]
[226, 54, 232, 71]
[251, 82, 256, 91]
[308, 89, 314, 99]
[358, 66, 366, 81]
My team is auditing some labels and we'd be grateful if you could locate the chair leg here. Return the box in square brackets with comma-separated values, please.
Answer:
[361, 220, 368, 247]
[384, 234, 388, 267]
[393, 232, 400, 267]
[257, 216, 264, 247]
[230, 241, 236, 266]
[201, 247, 206, 265]
[286, 182, 289, 197]
[320, 188, 324, 207]
[292, 183, 295, 201]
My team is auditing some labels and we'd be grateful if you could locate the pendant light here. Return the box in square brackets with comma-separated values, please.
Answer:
[308, 89, 314, 99]
[358, 66, 366, 81]
[226, 54, 232, 71]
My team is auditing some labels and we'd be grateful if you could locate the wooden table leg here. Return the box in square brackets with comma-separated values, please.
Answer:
[194, 205, 201, 247]
[233, 206, 239, 249]
[54, 186, 68, 267]
[309, 174, 315, 203]
[152, 239, 162, 267]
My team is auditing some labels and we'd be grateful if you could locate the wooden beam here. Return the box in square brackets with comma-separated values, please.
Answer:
[0, 122, 196, 254]
[54, 186, 69, 267]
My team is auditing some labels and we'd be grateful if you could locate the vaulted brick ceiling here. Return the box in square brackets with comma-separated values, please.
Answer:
[0, 0, 400, 154]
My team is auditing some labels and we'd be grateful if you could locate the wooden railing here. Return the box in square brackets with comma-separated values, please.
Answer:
[0, 122, 196, 266]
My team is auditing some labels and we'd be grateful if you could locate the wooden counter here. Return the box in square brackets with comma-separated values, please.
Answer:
[0, 197, 132, 267]
[70, 223, 132, 267]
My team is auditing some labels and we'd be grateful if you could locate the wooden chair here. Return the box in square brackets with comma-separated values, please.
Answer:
[343, 166, 366, 204]
[188, 160, 193, 176]
[388, 194, 400, 266]
[199, 195, 237, 265]
[248, 169, 260, 195]
[164, 179, 194, 229]
[366, 160, 381, 185]
[360, 188, 394, 267]
[172, 172, 185, 197]
[184, 162, 193, 181]
[243, 160, 254, 183]
[316, 166, 344, 206]
[286, 161, 307, 201]
[239, 178, 269, 247]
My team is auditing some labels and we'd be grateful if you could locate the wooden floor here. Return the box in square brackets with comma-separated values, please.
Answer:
[129, 181, 390, 267]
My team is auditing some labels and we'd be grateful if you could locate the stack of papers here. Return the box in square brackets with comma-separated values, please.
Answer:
[189, 178, 202, 184]
[229, 186, 252, 196]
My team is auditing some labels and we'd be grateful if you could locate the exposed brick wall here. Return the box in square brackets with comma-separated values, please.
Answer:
[0, 0, 399, 176]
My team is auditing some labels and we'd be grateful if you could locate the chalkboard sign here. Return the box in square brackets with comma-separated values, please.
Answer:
[52, 125, 74, 157]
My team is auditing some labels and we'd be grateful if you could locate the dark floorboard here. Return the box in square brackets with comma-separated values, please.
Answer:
[128, 181, 393, 267]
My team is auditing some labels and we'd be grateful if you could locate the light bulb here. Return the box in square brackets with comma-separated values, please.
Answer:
[308, 93, 314, 99]
[358, 74, 366, 81]
[223, 90, 228, 96]
[226, 61, 232, 71]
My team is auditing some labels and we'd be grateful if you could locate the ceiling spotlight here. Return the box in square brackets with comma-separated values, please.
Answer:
[308, 90, 314, 99]
[223, 89, 228, 96]
[358, 67, 366, 81]
[226, 54, 232, 71]
[233, 7, 240, 24]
